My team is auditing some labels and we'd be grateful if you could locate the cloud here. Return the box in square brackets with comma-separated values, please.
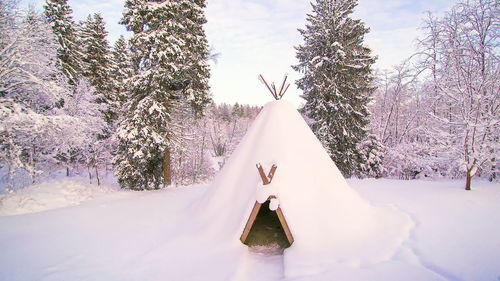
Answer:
[354, 0, 454, 68]
[20, 0, 128, 43]
[206, 0, 455, 107]
[19, 0, 455, 107]
[205, 0, 310, 107]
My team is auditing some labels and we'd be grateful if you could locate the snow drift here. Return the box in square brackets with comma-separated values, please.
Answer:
[196, 100, 413, 277]
[0, 179, 117, 216]
[0, 173, 499, 280]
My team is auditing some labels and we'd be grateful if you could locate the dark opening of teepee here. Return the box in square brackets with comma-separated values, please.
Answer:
[243, 200, 291, 248]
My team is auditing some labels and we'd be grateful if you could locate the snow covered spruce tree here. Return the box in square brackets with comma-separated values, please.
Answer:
[356, 134, 385, 178]
[44, 0, 83, 85]
[293, 0, 376, 177]
[110, 35, 134, 112]
[80, 13, 115, 124]
[115, 0, 211, 190]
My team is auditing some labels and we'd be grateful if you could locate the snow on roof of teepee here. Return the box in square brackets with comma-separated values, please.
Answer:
[196, 100, 412, 278]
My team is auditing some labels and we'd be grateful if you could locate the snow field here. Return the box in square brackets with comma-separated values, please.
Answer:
[351, 178, 500, 281]
[0, 178, 498, 280]
[0, 178, 118, 216]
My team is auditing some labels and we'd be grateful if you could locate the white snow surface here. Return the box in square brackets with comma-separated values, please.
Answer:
[195, 100, 412, 277]
[255, 182, 279, 203]
[0, 178, 118, 216]
[0, 178, 498, 281]
[269, 198, 280, 211]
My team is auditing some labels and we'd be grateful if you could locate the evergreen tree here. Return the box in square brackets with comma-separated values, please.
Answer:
[178, 0, 212, 113]
[44, 0, 83, 85]
[80, 13, 114, 122]
[293, 0, 376, 177]
[110, 35, 134, 111]
[115, 0, 211, 190]
[357, 134, 385, 178]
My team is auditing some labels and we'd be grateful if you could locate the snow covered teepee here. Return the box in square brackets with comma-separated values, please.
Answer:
[197, 76, 411, 277]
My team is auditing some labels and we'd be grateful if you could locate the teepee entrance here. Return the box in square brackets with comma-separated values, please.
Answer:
[240, 164, 294, 248]
[242, 200, 292, 248]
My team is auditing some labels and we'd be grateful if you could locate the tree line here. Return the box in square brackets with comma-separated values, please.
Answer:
[296, 0, 498, 190]
[1, 0, 497, 191]
[368, 0, 498, 189]
[0, 0, 262, 191]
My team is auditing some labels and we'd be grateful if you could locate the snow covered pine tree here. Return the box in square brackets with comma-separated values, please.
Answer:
[80, 13, 115, 124]
[109, 35, 134, 117]
[293, 0, 376, 177]
[115, 0, 211, 190]
[44, 0, 83, 85]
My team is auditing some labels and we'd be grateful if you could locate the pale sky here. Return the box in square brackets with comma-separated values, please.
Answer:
[21, 0, 454, 107]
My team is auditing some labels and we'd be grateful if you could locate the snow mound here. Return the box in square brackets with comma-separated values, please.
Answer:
[196, 100, 413, 277]
[0, 179, 118, 216]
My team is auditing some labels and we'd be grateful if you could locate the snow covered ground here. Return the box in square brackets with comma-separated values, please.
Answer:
[0, 178, 498, 281]
[0, 178, 118, 216]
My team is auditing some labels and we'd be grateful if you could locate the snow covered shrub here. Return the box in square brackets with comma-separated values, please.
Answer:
[356, 134, 385, 178]
[383, 142, 452, 180]
[0, 95, 102, 186]
[169, 103, 260, 185]
[207, 104, 259, 166]
[169, 105, 214, 185]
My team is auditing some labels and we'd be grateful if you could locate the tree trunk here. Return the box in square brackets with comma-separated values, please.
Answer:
[490, 157, 496, 182]
[178, 150, 183, 183]
[7, 165, 13, 191]
[465, 168, 473, 191]
[66, 166, 70, 177]
[88, 165, 92, 184]
[30, 146, 36, 184]
[163, 147, 171, 186]
[95, 165, 100, 186]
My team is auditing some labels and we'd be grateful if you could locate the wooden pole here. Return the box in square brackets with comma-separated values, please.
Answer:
[276, 207, 294, 244]
[240, 202, 262, 243]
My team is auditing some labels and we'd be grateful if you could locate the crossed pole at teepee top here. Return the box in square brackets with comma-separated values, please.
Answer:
[259, 74, 290, 100]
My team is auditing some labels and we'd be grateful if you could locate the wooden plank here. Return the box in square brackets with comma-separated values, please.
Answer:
[256, 164, 269, 185]
[276, 207, 294, 244]
[267, 165, 277, 181]
[240, 202, 262, 243]
[256, 163, 277, 185]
